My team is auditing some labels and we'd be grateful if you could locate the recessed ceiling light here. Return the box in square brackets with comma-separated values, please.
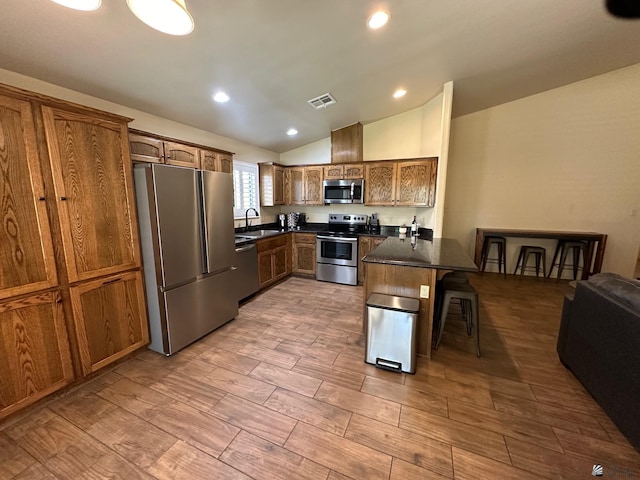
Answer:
[393, 88, 407, 99]
[286, 128, 298, 136]
[367, 11, 390, 30]
[50, 0, 101, 11]
[212, 91, 230, 103]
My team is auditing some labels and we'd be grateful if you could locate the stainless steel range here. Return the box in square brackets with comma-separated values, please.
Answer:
[316, 213, 368, 286]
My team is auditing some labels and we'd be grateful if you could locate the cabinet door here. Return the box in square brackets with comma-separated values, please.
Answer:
[323, 165, 343, 179]
[0, 95, 57, 301]
[357, 236, 370, 285]
[164, 141, 199, 168]
[257, 251, 274, 288]
[69, 270, 149, 376]
[304, 166, 323, 205]
[365, 162, 397, 205]
[287, 167, 305, 205]
[0, 291, 73, 419]
[272, 245, 289, 280]
[396, 159, 436, 206]
[129, 134, 164, 163]
[259, 163, 285, 207]
[293, 244, 316, 275]
[217, 153, 233, 173]
[200, 149, 218, 171]
[331, 123, 363, 164]
[343, 164, 364, 179]
[274, 166, 285, 205]
[42, 107, 141, 283]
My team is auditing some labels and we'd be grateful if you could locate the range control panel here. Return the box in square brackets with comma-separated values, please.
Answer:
[328, 213, 368, 225]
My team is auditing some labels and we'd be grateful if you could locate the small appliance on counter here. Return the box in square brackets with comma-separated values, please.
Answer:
[286, 212, 307, 230]
[279, 214, 286, 230]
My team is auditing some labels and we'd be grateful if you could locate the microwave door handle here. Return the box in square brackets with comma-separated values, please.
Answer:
[350, 182, 355, 201]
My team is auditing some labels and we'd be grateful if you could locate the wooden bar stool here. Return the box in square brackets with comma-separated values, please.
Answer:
[435, 282, 480, 357]
[480, 236, 507, 275]
[548, 240, 586, 280]
[513, 245, 547, 277]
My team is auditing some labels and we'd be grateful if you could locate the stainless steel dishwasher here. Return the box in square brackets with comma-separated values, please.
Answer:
[234, 242, 260, 301]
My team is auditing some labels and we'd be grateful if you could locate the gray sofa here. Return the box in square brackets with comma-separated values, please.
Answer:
[557, 273, 640, 451]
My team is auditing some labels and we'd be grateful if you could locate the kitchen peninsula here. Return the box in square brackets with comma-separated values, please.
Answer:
[362, 237, 478, 358]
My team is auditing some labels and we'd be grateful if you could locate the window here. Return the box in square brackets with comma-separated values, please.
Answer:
[233, 161, 260, 218]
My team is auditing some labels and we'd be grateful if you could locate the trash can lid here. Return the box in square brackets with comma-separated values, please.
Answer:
[366, 293, 420, 313]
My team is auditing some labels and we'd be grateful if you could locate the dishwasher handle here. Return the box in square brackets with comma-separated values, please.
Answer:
[235, 243, 257, 253]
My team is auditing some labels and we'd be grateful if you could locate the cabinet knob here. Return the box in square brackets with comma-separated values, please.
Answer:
[60, 196, 67, 201]
[38, 196, 45, 201]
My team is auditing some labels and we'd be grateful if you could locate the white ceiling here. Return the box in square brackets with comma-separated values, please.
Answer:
[1, 1, 639, 153]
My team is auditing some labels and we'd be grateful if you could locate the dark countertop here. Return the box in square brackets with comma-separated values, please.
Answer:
[362, 237, 478, 271]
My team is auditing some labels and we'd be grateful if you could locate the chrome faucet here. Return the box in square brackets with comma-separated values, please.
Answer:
[245, 207, 259, 230]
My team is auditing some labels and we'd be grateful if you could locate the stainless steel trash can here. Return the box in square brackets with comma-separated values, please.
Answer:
[365, 293, 419, 374]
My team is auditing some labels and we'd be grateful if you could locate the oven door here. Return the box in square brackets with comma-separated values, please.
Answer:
[316, 235, 358, 267]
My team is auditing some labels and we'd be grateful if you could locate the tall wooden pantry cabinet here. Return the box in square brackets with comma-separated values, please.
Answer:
[0, 83, 149, 420]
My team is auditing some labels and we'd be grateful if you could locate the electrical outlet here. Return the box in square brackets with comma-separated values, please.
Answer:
[420, 285, 430, 298]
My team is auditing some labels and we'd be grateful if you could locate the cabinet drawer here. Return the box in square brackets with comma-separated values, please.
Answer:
[293, 233, 316, 245]
[257, 234, 289, 253]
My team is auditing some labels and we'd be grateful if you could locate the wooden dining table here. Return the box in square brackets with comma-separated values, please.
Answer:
[474, 228, 608, 280]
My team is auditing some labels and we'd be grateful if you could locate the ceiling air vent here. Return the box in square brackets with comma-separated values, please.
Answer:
[307, 93, 336, 110]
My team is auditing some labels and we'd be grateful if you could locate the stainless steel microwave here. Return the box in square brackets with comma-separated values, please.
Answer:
[323, 179, 364, 204]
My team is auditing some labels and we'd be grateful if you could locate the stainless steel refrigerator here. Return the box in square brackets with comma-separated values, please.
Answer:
[134, 163, 238, 355]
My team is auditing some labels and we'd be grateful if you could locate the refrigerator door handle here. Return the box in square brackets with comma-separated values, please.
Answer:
[198, 173, 211, 274]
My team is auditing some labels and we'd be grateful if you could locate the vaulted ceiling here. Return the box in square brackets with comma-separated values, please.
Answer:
[1, 1, 639, 152]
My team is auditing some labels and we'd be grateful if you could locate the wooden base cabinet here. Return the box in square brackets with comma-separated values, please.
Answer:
[69, 271, 149, 376]
[257, 235, 291, 289]
[292, 233, 316, 275]
[0, 291, 73, 419]
[358, 236, 387, 284]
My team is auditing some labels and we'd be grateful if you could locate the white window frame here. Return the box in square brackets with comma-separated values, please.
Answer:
[233, 161, 260, 219]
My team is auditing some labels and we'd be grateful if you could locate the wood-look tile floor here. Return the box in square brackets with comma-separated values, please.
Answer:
[2, 274, 640, 479]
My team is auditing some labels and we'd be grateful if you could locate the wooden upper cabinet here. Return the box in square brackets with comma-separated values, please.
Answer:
[344, 164, 364, 179]
[304, 166, 323, 205]
[0, 94, 58, 301]
[331, 123, 363, 164]
[0, 291, 74, 420]
[129, 134, 164, 163]
[323, 164, 344, 180]
[200, 149, 218, 171]
[365, 162, 397, 206]
[396, 159, 437, 207]
[323, 163, 364, 180]
[287, 167, 305, 205]
[200, 149, 233, 173]
[217, 153, 233, 173]
[41, 106, 141, 283]
[69, 270, 149, 376]
[164, 141, 199, 168]
[259, 163, 285, 206]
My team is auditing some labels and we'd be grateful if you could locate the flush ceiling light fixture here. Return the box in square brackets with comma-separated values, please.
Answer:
[126, 0, 195, 36]
[367, 10, 390, 29]
[50, 0, 102, 11]
[212, 91, 230, 103]
[393, 88, 407, 99]
[286, 128, 298, 136]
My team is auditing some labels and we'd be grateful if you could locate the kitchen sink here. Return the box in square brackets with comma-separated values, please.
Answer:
[235, 229, 281, 239]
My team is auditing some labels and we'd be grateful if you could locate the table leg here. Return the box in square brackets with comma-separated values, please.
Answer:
[592, 235, 607, 275]
[582, 241, 595, 280]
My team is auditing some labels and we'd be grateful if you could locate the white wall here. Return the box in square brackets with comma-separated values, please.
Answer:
[444, 63, 640, 277]
[280, 138, 330, 165]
